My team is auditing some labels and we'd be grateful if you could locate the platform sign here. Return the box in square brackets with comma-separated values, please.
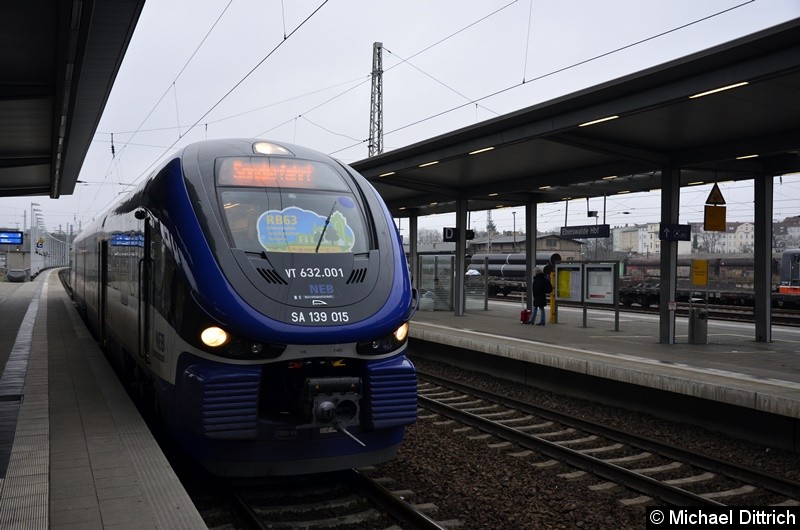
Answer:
[585, 263, 615, 305]
[659, 224, 691, 241]
[704, 205, 726, 232]
[0, 231, 23, 245]
[442, 227, 475, 242]
[560, 224, 610, 239]
[555, 263, 583, 302]
[691, 259, 709, 287]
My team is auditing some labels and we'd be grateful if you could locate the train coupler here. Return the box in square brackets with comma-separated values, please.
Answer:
[300, 377, 363, 442]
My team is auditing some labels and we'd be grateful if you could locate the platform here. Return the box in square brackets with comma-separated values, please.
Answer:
[410, 300, 800, 421]
[0, 270, 205, 529]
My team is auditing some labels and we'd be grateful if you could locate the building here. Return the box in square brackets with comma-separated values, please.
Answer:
[467, 234, 582, 261]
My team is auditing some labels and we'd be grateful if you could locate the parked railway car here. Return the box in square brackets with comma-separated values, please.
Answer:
[779, 248, 800, 294]
[624, 253, 778, 283]
[469, 251, 800, 308]
[70, 139, 417, 476]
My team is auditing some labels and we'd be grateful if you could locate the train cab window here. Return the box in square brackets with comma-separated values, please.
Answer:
[216, 157, 369, 254]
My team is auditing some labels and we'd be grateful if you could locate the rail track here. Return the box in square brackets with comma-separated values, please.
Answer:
[197, 469, 454, 529]
[417, 371, 800, 507]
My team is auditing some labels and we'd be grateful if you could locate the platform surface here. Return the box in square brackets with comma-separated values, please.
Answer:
[410, 300, 800, 420]
[0, 271, 205, 529]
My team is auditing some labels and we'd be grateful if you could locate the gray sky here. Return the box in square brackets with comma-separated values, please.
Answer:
[3, 0, 800, 236]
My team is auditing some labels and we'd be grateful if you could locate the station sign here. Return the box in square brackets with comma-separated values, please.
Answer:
[560, 224, 610, 239]
[0, 231, 23, 245]
[442, 227, 475, 242]
[659, 224, 691, 241]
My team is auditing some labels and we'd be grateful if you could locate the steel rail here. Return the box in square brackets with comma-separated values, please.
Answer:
[345, 469, 448, 530]
[420, 372, 800, 500]
[419, 395, 722, 506]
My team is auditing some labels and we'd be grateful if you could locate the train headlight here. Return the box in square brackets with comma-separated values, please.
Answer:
[253, 141, 293, 156]
[201, 326, 228, 347]
[357, 322, 410, 355]
[393, 322, 409, 342]
[196, 323, 285, 359]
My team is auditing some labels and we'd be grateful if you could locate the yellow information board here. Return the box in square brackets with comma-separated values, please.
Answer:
[691, 259, 709, 287]
[704, 205, 726, 232]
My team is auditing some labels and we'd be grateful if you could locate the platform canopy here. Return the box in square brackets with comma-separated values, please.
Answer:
[352, 18, 800, 217]
[0, 0, 145, 198]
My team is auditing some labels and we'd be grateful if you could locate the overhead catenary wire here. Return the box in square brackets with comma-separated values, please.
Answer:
[329, 0, 757, 157]
[522, 0, 534, 82]
[383, 47, 499, 117]
[84, 1, 332, 226]
[99, 2, 519, 153]
[81, 0, 237, 224]
[81, 0, 767, 228]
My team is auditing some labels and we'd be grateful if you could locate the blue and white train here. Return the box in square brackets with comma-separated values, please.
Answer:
[70, 139, 417, 476]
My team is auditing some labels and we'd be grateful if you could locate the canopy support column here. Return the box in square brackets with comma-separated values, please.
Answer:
[754, 175, 773, 342]
[525, 198, 538, 310]
[659, 168, 680, 344]
[454, 199, 468, 316]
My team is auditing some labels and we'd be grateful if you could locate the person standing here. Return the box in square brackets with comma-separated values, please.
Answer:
[528, 267, 552, 325]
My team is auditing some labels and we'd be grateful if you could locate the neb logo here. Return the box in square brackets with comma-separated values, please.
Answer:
[309, 284, 334, 294]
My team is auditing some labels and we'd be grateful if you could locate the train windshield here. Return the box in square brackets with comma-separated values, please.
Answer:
[216, 157, 369, 254]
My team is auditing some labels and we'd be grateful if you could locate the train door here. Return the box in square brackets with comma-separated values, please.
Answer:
[138, 218, 152, 365]
[99, 240, 109, 347]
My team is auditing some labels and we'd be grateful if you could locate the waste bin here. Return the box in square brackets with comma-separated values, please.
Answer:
[688, 307, 708, 344]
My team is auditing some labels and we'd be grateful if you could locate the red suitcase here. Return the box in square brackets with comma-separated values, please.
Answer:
[520, 309, 531, 323]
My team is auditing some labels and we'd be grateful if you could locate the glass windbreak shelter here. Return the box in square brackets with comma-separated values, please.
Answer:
[417, 255, 487, 311]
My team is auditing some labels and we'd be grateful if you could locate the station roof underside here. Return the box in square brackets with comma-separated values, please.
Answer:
[0, 0, 145, 199]
[351, 18, 800, 218]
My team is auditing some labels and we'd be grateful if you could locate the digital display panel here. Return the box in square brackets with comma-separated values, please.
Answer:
[110, 233, 144, 247]
[216, 158, 349, 191]
[0, 231, 23, 245]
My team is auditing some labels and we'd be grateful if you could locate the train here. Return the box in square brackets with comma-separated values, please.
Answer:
[69, 139, 418, 476]
[466, 251, 800, 308]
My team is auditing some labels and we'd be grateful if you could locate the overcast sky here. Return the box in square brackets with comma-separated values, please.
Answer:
[3, 0, 800, 236]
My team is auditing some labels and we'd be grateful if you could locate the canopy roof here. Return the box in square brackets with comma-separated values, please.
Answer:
[0, 0, 145, 198]
[352, 18, 800, 217]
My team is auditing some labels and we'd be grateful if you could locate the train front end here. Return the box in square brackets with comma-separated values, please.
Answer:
[167, 140, 417, 475]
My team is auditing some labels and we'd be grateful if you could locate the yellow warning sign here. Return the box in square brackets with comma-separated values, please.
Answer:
[705, 183, 726, 205]
[704, 205, 726, 232]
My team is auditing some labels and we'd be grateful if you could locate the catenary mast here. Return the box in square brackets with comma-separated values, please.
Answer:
[368, 42, 383, 157]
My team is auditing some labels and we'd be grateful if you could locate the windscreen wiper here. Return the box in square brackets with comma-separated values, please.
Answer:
[315, 201, 337, 253]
